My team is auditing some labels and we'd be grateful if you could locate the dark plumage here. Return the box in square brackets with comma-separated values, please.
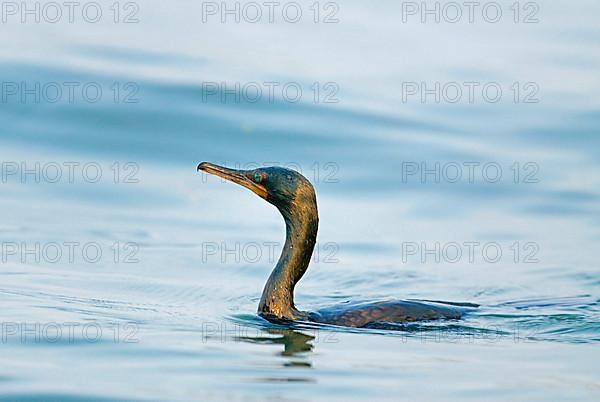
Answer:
[198, 162, 477, 328]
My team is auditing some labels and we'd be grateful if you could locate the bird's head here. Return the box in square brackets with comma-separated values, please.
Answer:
[198, 162, 317, 215]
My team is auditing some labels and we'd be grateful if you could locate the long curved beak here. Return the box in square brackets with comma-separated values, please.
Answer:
[197, 162, 268, 199]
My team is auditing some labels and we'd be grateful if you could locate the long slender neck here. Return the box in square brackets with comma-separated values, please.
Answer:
[258, 197, 318, 321]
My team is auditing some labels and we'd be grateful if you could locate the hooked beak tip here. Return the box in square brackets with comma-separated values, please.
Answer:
[197, 161, 269, 199]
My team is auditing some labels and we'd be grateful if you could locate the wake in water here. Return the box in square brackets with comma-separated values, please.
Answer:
[227, 295, 600, 347]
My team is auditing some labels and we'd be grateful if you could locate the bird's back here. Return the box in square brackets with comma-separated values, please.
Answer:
[308, 300, 477, 328]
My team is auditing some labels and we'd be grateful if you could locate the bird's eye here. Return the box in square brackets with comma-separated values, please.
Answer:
[253, 173, 262, 183]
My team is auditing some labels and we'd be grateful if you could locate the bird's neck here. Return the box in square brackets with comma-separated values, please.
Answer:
[258, 199, 318, 321]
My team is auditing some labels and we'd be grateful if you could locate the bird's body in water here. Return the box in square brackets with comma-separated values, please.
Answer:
[198, 162, 478, 328]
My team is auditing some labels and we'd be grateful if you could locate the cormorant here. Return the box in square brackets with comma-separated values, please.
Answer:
[198, 162, 477, 328]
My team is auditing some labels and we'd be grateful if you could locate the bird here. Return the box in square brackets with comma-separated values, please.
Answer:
[198, 162, 478, 328]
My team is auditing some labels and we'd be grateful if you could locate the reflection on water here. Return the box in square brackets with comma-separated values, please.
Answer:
[1, 0, 600, 400]
[239, 329, 315, 358]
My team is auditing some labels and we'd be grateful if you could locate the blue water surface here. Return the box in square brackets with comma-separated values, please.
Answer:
[0, 1, 599, 400]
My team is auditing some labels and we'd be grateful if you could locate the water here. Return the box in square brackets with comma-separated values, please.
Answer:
[1, 0, 599, 400]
